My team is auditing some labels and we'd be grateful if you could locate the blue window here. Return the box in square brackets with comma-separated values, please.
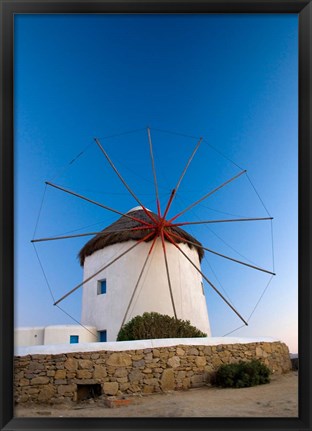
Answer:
[70, 335, 79, 344]
[97, 279, 107, 295]
[99, 330, 107, 342]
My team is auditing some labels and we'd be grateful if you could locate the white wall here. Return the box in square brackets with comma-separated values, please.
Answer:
[81, 238, 211, 341]
[43, 325, 98, 345]
[14, 327, 45, 347]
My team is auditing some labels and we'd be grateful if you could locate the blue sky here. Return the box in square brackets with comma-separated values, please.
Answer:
[14, 14, 298, 352]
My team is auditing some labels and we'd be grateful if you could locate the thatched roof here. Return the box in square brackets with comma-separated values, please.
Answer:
[78, 208, 204, 266]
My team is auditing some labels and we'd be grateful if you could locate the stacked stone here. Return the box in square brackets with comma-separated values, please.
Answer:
[14, 341, 291, 404]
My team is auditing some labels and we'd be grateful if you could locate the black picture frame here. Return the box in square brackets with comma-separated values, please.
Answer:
[1, 1, 311, 430]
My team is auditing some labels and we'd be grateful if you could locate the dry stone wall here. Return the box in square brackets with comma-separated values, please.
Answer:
[14, 341, 291, 404]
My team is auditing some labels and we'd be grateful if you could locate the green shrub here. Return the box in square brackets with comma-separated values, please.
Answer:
[117, 312, 207, 341]
[215, 359, 271, 388]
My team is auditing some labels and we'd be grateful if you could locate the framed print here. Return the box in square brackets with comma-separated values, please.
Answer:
[1, 1, 311, 430]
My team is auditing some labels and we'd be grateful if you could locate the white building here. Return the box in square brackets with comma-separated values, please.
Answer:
[14, 325, 97, 348]
[79, 207, 211, 341]
[15, 207, 211, 348]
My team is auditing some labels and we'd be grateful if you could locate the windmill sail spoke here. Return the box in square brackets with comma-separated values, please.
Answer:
[163, 230, 248, 326]
[32, 226, 156, 243]
[53, 231, 155, 306]
[162, 137, 203, 220]
[147, 127, 161, 217]
[168, 231, 275, 276]
[174, 137, 203, 194]
[168, 170, 247, 223]
[32, 232, 103, 242]
[171, 216, 273, 227]
[121, 235, 158, 328]
[94, 138, 157, 224]
[160, 231, 177, 319]
[45, 181, 152, 226]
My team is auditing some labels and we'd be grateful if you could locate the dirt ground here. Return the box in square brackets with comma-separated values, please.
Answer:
[15, 371, 298, 418]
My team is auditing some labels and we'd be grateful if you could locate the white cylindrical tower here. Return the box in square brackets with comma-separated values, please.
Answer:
[79, 208, 211, 341]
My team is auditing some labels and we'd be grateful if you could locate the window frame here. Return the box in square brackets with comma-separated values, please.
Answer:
[97, 279, 107, 295]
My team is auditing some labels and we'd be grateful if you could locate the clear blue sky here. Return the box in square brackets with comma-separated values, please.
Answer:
[14, 14, 298, 352]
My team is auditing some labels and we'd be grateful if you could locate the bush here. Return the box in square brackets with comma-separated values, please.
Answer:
[117, 312, 207, 341]
[215, 359, 271, 388]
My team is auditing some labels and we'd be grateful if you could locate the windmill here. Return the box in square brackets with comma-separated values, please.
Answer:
[31, 127, 275, 341]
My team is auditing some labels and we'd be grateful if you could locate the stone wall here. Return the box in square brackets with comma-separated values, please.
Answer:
[14, 341, 291, 404]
